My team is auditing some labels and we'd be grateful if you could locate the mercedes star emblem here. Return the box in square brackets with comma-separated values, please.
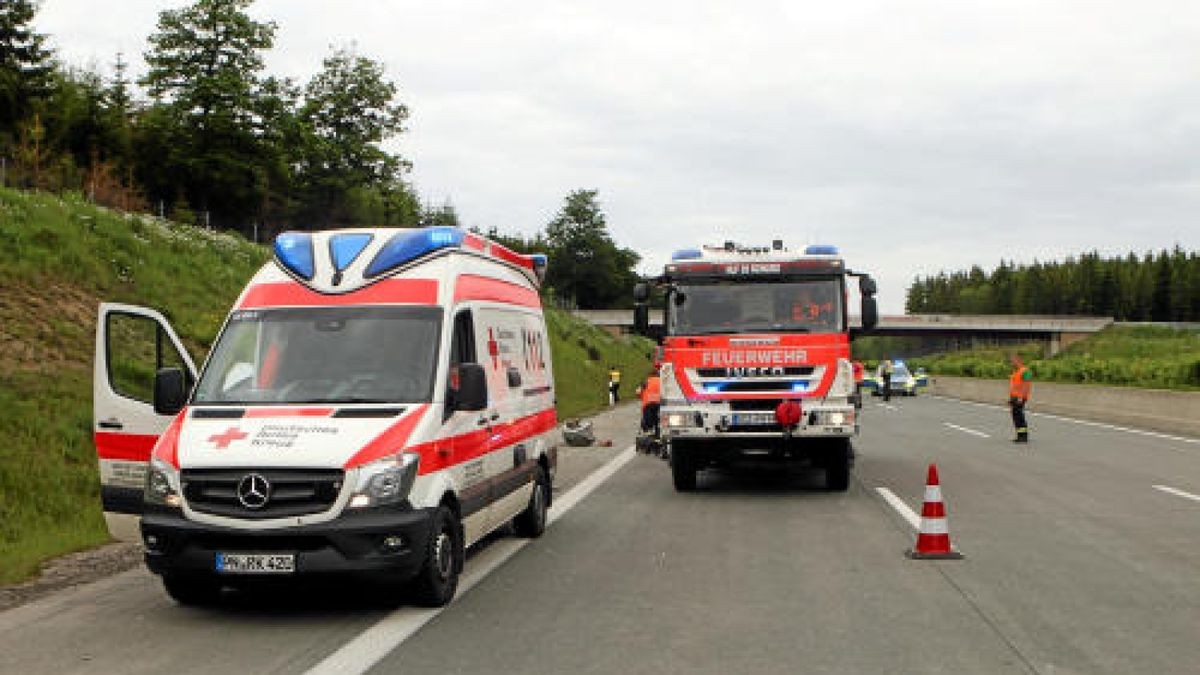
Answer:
[236, 473, 271, 510]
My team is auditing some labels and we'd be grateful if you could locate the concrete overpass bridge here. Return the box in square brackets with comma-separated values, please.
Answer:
[570, 310, 1114, 356]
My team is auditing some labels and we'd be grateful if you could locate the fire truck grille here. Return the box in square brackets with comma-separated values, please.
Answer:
[181, 468, 344, 520]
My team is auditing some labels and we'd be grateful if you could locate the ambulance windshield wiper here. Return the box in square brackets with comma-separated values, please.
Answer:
[291, 397, 395, 404]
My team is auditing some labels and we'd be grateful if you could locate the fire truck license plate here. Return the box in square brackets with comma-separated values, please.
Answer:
[732, 413, 776, 426]
[215, 553, 295, 574]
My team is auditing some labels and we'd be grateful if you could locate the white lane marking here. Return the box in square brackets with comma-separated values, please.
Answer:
[875, 487, 921, 530]
[929, 395, 1199, 446]
[306, 446, 637, 675]
[1153, 484, 1200, 504]
[943, 422, 990, 439]
[879, 403, 898, 411]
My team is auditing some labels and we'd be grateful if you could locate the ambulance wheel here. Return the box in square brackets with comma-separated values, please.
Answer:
[514, 466, 549, 538]
[409, 506, 462, 607]
[824, 439, 851, 492]
[162, 573, 222, 606]
[671, 444, 697, 492]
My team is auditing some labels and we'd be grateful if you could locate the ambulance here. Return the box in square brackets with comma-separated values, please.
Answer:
[93, 226, 557, 606]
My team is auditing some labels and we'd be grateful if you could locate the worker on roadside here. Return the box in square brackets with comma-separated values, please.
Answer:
[1008, 353, 1033, 443]
[636, 370, 662, 448]
[608, 366, 621, 405]
[879, 355, 894, 402]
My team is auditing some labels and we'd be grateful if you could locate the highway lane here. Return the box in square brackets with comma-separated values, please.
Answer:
[1, 396, 1197, 674]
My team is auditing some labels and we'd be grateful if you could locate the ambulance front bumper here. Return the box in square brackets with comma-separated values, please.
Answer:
[140, 504, 435, 579]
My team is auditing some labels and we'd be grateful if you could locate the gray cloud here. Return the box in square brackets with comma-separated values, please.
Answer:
[38, 0, 1200, 311]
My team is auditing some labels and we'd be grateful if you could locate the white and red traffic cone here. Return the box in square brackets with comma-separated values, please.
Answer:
[906, 463, 964, 559]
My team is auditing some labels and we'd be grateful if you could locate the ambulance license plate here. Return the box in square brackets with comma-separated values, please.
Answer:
[732, 413, 775, 426]
[215, 553, 295, 574]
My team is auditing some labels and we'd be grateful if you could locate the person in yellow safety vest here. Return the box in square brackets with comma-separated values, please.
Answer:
[1009, 353, 1033, 443]
[637, 373, 661, 433]
[608, 366, 621, 404]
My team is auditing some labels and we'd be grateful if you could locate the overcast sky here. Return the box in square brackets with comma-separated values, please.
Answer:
[36, 0, 1200, 313]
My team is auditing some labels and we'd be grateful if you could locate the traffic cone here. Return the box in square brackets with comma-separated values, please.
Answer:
[906, 463, 964, 559]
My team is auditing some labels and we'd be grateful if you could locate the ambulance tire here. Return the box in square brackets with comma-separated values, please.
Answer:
[824, 439, 851, 492]
[513, 466, 549, 538]
[162, 573, 222, 606]
[409, 506, 462, 607]
[671, 444, 697, 492]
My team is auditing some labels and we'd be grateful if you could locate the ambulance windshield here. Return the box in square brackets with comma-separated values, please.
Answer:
[192, 306, 442, 405]
[670, 278, 843, 335]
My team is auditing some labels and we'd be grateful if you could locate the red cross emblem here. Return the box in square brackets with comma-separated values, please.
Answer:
[208, 426, 248, 449]
[486, 328, 500, 369]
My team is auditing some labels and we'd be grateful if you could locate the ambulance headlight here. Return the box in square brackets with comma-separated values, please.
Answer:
[144, 458, 182, 508]
[349, 452, 420, 508]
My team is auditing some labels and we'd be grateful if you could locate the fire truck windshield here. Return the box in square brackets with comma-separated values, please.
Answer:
[670, 279, 843, 335]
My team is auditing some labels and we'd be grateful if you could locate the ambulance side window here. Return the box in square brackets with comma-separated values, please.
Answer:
[450, 310, 476, 366]
[446, 310, 477, 420]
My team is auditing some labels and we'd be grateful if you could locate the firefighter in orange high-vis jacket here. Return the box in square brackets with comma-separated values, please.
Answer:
[1008, 354, 1033, 443]
[638, 372, 661, 434]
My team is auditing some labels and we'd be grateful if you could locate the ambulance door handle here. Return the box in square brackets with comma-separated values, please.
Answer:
[489, 412, 500, 421]
[477, 416, 490, 427]
[99, 418, 123, 430]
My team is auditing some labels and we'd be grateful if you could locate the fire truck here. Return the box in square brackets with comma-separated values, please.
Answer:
[633, 240, 878, 491]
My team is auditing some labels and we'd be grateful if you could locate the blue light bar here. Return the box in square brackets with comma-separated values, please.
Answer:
[703, 383, 724, 394]
[530, 253, 548, 268]
[791, 382, 809, 393]
[365, 227, 465, 278]
[329, 233, 373, 272]
[672, 249, 703, 261]
[805, 244, 839, 255]
[274, 232, 315, 280]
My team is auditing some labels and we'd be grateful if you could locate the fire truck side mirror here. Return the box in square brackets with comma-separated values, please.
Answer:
[859, 275, 877, 297]
[633, 283, 649, 303]
[860, 295, 879, 332]
[633, 305, 649, 335]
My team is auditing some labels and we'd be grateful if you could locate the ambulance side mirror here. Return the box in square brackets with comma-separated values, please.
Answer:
[154, 367, 188, 415]
[859, 275, 877, 296]
[453, 363, 488, 412]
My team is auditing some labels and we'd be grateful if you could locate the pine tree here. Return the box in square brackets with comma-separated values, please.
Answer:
[0, 0, 53, 143]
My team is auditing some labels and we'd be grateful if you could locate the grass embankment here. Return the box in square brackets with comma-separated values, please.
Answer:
[908, 326, 1200, 391]
[0, 187, 652, 584]
[0, 188, 268, 584]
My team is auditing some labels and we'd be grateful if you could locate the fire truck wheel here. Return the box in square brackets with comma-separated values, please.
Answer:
[409, 506, 462, 607]
[671, 444, 697, 492]
[513, 466, 549, 538]
[824, 439, 851, 492]
[162, 573, 222, 606]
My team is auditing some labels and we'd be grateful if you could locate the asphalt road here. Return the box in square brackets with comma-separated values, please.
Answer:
[1, 396, 1197, 674]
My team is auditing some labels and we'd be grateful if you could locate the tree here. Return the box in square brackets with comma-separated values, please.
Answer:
[543, 189, 640, 309]
[297, 46, 409, 225]
[0, 0, 53, 145]
[142, 0, 277, 228]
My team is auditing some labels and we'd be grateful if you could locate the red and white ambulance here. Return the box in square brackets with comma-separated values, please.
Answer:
[633, 241, 878, 491]
[93, 226, 557, 606]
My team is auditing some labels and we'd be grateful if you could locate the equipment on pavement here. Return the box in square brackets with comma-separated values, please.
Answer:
[906, 463, 964, 559]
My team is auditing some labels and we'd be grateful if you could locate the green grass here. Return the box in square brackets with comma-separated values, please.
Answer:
[909, 326, 1200, 390]
[545, 309, 657, 419]
[0, 187, 653, 584]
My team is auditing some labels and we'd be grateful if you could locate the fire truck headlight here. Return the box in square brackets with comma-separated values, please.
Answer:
[663, 412, 700, 428]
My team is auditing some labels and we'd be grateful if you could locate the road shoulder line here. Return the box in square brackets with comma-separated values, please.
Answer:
[304, 446, 637, 675]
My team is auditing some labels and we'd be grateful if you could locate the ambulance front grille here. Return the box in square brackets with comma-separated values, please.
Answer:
[181, 468, 344, 520]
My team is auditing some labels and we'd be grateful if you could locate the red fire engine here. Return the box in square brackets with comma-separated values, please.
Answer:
[633, 240, 878, 491]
